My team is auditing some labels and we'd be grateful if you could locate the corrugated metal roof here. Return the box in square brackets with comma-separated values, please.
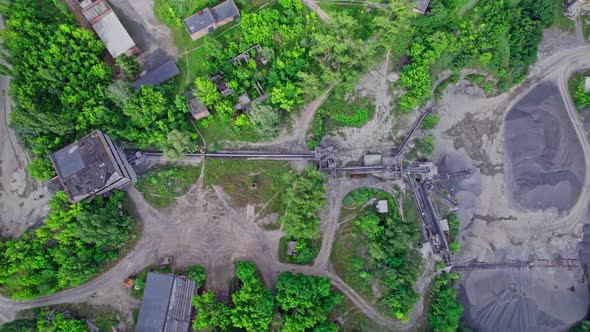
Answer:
[92, 11, 136, 58]
[82, 0, 110, 22]
[132, 60, 180, 88]
[136, 273, 174, 332]
[136, 272, 196, 332]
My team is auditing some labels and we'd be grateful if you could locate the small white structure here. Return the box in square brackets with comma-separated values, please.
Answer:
[440, 219, 450, 232]
[376, 200, 388, 214]
[287, 241, 298, 256]
[584, 77, 590, 92]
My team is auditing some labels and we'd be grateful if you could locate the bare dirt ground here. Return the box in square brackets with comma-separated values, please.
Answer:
[324, 52, 410, 165]
[109, 0, 179, 70]
[0, 171, 418, 330]
[434, 29, 590, 331]
[0, 71, 50, 238]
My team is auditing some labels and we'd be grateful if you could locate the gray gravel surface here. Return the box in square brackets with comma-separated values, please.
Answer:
[504, 81, 585, 212]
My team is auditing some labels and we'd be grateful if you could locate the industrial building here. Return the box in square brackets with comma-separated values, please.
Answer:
[135, 272, 196, 332]
[78, 0, 138, 58]
[49, 130, 136, 203]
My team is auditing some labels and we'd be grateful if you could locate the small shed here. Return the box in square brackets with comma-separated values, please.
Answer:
[287, 241, 298, 256]
[132, 60, 180, 88]
[186, 91, 210, 120]
[440, 219, 450, 232]
[376, 200, 388, 214]
[584, 77, 590, 92]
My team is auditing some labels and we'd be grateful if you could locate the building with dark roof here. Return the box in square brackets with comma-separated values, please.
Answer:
[183, 0, 240, 41]
[133, 60, 180, 88]
[135, 272, 196, 332]
[412, 0, 430, 14]
[186, 91, 210, 120]
[78, 0, 138, 58]
[49, 130, 136, 203]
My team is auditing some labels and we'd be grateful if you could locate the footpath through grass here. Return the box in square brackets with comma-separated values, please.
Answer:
[136, 166, 199, 208]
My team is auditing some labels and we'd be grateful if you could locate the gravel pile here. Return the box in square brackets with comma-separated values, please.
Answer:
[504, 82, 585, 212]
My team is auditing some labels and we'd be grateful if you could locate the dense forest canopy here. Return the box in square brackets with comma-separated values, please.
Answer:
[191, 262, 342, 331]
[0, 0, 194, 180]
[0, 191, 134, 299]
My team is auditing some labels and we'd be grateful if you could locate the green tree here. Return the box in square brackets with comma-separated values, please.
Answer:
[0, 319, 37, 332]
[116, 55, 140, 79]
[275, 272, 342, 332]
[123, 86, 166, 128]
[106, 80, 134, 109]
[231, 262, 275, 331]
[187, 264, 207, 288]
[249, 103, 281, 140]
[163, 129, 193, 160]
[192, 290, 232, 331]
[428, 273, 463, 332]
[421, 113, 440, 130]
[26, 158, 56, 181]
[72, 192, 132, 249]
[279, 168, 326, 240]
[194, 77, 221, 108]
[572, 321, 590, 332]
[270, 83, 302, 112]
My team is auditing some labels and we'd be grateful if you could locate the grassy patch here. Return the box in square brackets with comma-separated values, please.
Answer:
[331, 188, 422, 320]
[136, 166, 199, 208]
[330, 208, 374, 301]
[175, 25, 244, 94]
[330, 292, 384, 332]
[568, 69, 590, 113]
[553, 0, 575, 33]
[464, 73, 495, 95]
[198, 113, 262, 149]
[307, 84, 375, 148]
[582, 15, 590, 40]
[203, 159, 294, 216]
[278, 236, 321, 265]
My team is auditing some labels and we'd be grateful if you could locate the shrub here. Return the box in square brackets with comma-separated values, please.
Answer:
[421, 113, 440, 130]
[116, 55, 140, 79]
[26, 158, 56, 181]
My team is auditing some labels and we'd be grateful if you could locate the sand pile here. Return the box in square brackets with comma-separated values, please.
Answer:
[460, 269, 588, 332]
[504, 82, 585, 212]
